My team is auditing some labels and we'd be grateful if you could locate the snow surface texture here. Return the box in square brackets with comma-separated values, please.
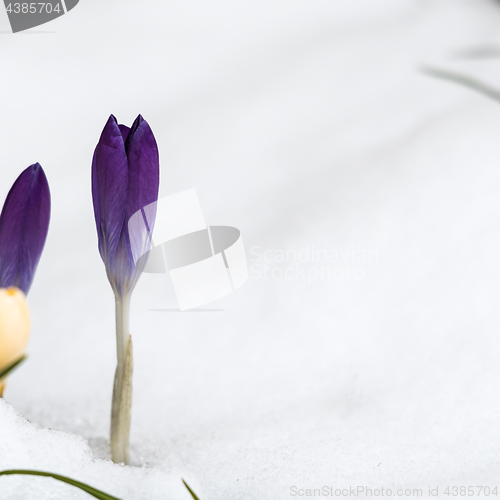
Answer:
[1, 0, 500, 498]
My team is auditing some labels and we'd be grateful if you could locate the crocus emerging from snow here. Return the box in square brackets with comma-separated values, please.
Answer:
[0, 163, 50, 294]
[0, 287, 30, 397]
[92, 115, 159, 464]
[0, 164, 50, 396]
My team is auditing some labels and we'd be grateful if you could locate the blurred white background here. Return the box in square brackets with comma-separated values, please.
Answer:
[2, 0, 500, 498]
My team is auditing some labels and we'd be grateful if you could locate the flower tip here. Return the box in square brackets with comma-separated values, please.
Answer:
[27, 163, 47, 182]
[104, 115, 120, 132]
[131, 114, 146, 131]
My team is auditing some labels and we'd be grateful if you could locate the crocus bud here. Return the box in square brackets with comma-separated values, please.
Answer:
[0, 287, 30, 396]
[92, 115, 159, 298]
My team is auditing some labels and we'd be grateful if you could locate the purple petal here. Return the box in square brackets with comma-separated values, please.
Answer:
[91, 148, 100, 239]
[92, 115, 129, 263]
[124, 115, 160, 225]
[0, 163, 51, 293]
[122, 116, 159, 287]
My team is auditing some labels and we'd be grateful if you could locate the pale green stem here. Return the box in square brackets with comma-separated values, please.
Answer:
[110, 293, 133, 465]
[115, 293, 130, 368]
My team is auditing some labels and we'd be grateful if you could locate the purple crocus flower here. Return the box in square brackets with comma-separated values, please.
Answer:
[91, 114, 159, 465]
[0, 164, 51, 294]
[92, 114, 160, 297]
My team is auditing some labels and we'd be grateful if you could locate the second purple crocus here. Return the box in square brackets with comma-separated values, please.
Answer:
[0, 163, 50, 294]
[0, 163, 50, 397]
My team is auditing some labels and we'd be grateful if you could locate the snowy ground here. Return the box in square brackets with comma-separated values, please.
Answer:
[1, 0, 500, 498]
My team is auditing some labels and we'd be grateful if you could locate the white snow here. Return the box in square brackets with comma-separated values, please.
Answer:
[2, 0, 500, 498]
